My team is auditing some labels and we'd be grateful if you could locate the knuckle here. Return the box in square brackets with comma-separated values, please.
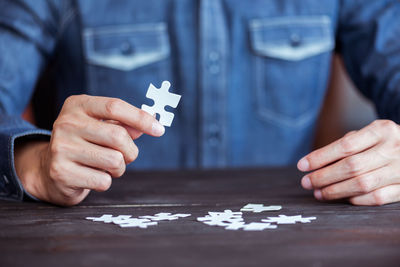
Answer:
[64, 95, 78, 106]
[321, 187, 334, 200]
[344, 130, 357, 137]
[105, 98, 123, 117]
[48, 160, 64, 183]
[109, 126, 128, 146]
[339, 136, 355, 155]
[107, 151, 125, 177]
[53, 117, 78, 132]
[49, 141, 61, 156]
[370, 120, 381, 127]
[307, 173, 319, 188]
[355, 175, 373, 194]
[131, 144, 139, 162]
[126, 143, 139, 163]
[344, 157, 361, 175]
[64, 94, 87, 107]
[49, 140, 70, 158]
[379, 120, 398, 135]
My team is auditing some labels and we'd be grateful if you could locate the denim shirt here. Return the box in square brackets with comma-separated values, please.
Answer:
[0, 0, 399, 201]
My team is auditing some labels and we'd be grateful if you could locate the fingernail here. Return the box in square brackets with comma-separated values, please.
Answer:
[297, 157, 310, 171]
[301, 176, 313, 190]
[314, 189, 323, 200]
[152, 121, 165, 136]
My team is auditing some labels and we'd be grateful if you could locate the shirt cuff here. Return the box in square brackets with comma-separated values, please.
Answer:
[0, 129, 51, 202]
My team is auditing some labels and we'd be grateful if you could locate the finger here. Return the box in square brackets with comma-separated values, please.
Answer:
[123, 124, 143, 140]
[298, 123, 382, 172]
[67, 140, 127, 178]
[314, 165, 399, 200]
[61, 162, 113, 192]
[79, 118, 139, 163]
[104, 120, 143, 140]
[80, 96, 165, 137]
[301, 143, 389, 189]
[348, 184, 400, 206]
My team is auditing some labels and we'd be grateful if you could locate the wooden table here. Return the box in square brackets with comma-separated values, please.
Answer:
[1, 168, 399, 266]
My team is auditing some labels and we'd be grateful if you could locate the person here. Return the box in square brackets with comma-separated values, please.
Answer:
[0, 0, 399, 206]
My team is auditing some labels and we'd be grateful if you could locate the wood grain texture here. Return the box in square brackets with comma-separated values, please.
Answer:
[0, 168, 399, 267]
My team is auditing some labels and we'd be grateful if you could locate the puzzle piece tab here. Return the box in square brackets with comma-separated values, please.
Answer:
[141, 81, 181, 127]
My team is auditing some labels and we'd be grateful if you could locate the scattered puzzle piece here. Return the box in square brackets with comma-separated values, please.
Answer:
[225, 221, 277, 231]
[139, 213, 191, 221]
[240, 204, 282, 213]
[85, 205, 317, 232]
[86, 214, 131, 224]
[197, 210, 244, 226]
[141, 81, 181, 127]
[85, 214, 155, 228]
[262, 215, 317, 224]
[116, 218, 158, 228]
[241, 222, 277, 231]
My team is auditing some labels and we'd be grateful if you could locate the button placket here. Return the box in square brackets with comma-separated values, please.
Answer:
[199, 0, 228, 167]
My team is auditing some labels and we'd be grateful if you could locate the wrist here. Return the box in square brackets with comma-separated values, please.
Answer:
[14, 141, 49, 200]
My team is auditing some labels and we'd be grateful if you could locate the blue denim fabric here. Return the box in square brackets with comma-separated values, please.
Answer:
[0, 0, 399, 201]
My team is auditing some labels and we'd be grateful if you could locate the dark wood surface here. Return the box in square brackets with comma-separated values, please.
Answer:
[1, 168, 399, 267]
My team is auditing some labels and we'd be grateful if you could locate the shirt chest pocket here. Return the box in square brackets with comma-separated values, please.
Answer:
[249, 16, 334, 128]
[83, 23, 171, 107]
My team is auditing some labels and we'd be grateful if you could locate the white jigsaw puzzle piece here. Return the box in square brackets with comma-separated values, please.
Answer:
[240, 204, 282, 213]
[141, 81, 181, 127]
[224, 221, 246, 230]
[86, 214, 131, 224]
[85, 214, 157, 228]
[207, 210, 242, 218]
[225, 222, 277, 231]
[262, 215, 316, 224]
[242, 222, 277, 231]
[139, 213, 191, 221]
[197, 210, 244, 226]
[116, 218, 158, 228]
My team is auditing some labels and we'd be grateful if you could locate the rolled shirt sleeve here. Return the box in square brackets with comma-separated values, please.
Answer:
[0, 0, 65, 201]
[338, 0, 400, 122]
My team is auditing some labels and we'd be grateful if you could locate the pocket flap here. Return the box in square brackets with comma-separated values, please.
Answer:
[83, 23, 170, 71]
[249, 16, 334, 61]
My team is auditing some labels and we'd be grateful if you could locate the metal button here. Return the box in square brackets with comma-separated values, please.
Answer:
[207, 124, 221, 145]
[290, 34, 301, 47]
[209, 64, 220, 74]
[208, 51, 220, 62]
[120, 41, 134, 55]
